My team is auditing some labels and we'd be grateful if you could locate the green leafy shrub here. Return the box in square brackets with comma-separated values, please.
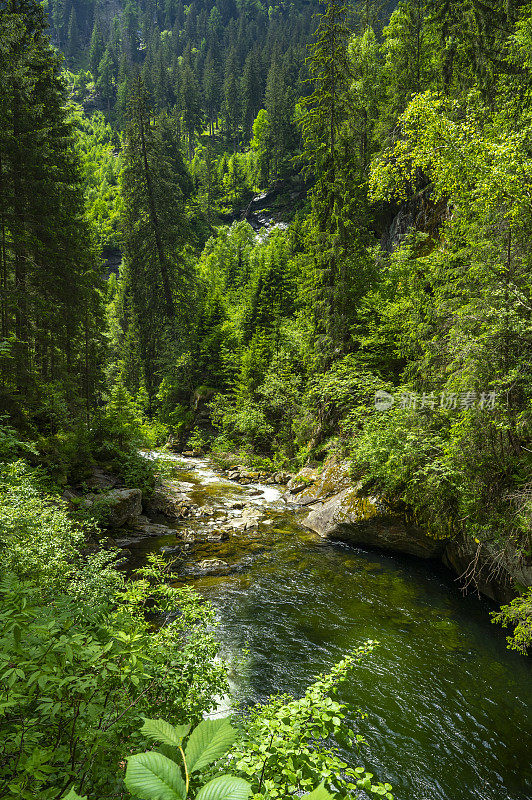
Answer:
[187, 427, 211, 452]
[0, 558, 228, 799]
[351, 404, 459, 540]
[228, 642, 393, 800]
[115, 447, 157, 496]
[66, 717, 338, 800]
[0, 419, 36, 462]
[491, 588, 532, 654]
[0, 460, 83, 594]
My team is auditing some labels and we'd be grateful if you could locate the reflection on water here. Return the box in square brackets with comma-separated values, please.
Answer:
[132, 454, 532, 800]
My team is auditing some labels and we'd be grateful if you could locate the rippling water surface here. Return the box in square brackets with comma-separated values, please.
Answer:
[134, 454, 532, 800]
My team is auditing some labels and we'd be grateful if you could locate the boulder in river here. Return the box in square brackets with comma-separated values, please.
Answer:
[146, 481, 192, 519]
[304, 486, 445, 559]
[196, 558, 229, 573]
[159, 545, 183, 557]
[130, 519, 177, 538]
[287, 467, 320, 494]
[201, 530, 230, 542]
[285, 459, 352, 504]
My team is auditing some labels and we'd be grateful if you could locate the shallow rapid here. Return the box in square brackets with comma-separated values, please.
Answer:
[129, 454, 532, 800]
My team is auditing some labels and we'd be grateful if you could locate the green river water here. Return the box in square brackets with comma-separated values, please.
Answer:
[131, 454, 532, 800]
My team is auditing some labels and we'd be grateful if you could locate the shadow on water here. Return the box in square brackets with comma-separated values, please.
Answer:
[129, 454, 532, 800]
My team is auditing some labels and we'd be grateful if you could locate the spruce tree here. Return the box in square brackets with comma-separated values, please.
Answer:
[222, 47, 241, 151]
[241, 49, 263, 141]
[66, 6, 80, 64]
[121, 76, 194, 400]
[0, 0, 104, 419]
[88, 19, 104, 76]
[203, 48, 220, 136]
[179, 61, 203, 156]
[301, 0, 372, 355]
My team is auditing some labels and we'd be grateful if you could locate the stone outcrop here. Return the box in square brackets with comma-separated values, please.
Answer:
[145, 481, 195, 519]
[297, 457, 530, 601]
[195, 558, 229, 573]
[130, 518, 177, 538]
[304, 485, 445, 559]
[222, 465, 292, 485]
[442, 536, 532, 604]
[285, 460, 351, 505]
[83, 488, 142, 528]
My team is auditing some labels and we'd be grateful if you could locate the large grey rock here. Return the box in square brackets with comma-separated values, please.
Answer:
[286, 459, 352, 504]
[287, 467, 320, 494]
[304, 486, 445, 559]
[130, 519, 176, 538]
[196, 558, 229, 573]
[85, 467, 118, 491]
[146, 481, 191, 519]
[83, 488, 142, 528]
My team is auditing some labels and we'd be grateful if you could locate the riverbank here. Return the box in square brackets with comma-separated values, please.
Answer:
[284, 457, 532, 606]
[76, 450, 531, 608]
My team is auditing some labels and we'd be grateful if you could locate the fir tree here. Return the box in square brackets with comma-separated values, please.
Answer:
[66, 6, 80, 64]
[88, 19, 104, 76]
[121, 76, 194, 400]
[180, 61, 203, 156]
[0, 0, 104, 417]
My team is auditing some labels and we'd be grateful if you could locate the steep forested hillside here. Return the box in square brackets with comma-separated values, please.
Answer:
[3, 0, 532, 636]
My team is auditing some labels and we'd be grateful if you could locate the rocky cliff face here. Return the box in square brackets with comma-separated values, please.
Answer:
[295, 458, 531, 603]
[379, 185, 451, 253]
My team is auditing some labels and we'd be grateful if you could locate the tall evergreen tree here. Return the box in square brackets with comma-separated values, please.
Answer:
[180, 61, 203, 156]
[300, 0, 369, 354]
[0, 0, 104, 419]
[203, 48, 220, 136]
[88, 18, 104, 76]
[66, 6, 80, 64]
[121, 76, 194, 399]
[241, 48, 263, 140]
[222, 47, 241, 151]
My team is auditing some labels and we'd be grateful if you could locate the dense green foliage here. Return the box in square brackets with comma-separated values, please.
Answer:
[0, 0, 104, 429]
[0, 425, 227, 797]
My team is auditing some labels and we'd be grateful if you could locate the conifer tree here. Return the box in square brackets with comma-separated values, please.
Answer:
[264, 51, 298, 180]
[300, 0, 369, 355]
[121, 76, 194, 400]
[203, 48, 220, 136]
[0, 0, 104, 418]
[222, 47, 241, 151]
[97, 47, 117, 111]
[66, 6, 80, 64]
[180, 62, 203, 156]
[88, 19, 104, 76]
[241, 49, 263, 141]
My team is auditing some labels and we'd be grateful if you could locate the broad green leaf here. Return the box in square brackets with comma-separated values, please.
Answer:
[196, 775, 252, 800]
[184, 718, 236, 774]
[141, 717, 191, 747]
[302, 782, 335, 800]
[62, 790, 87, 800]
[125, 751, 186, 800]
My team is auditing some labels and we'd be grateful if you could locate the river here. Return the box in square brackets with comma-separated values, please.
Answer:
[128, 453, 532, 800]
